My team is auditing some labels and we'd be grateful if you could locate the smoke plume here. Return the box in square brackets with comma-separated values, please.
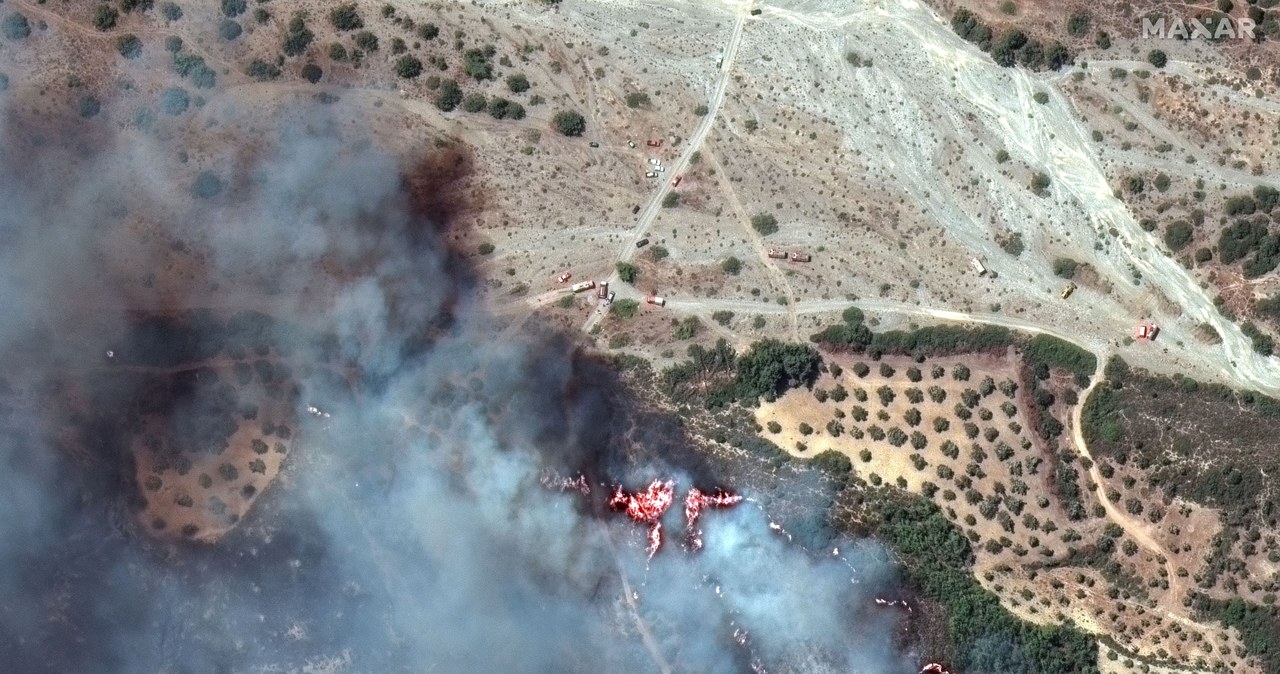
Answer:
[0, 82, 918, 672]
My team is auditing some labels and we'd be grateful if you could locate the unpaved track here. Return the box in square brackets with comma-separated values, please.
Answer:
[705, 149, 800, 341]
[581, 11, 747, 334]
[671, 291, 1207, 610]
[626, 0, 1280, 398]
[1069, 377, 1188, 609]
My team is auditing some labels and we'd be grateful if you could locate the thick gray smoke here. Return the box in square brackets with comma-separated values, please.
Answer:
[0, 83, 918, 673]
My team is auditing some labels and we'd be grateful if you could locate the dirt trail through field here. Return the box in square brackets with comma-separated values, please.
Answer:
[580, 11, 747, 334]
[1070, 376, 1188, 610]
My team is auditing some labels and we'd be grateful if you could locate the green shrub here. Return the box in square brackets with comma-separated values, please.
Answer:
[506, 73, 530, 93]
[625, 91, 651, 108]
[435, 79, 462, 111]
[161, 3, 183, 21]
[94, 6, 120, 31]
[488, 97, 524, 120]
[615, 262, 638, 283]
[1052, 257, 1078, 279]
[463, 46, 493, 79]
[3, 13, 31, 40]
[165, 35, 183, 53]
[1164, 220, 1194, 251]
[553, 110, 586, 136]
[418, 22, 439, 41]
[283, 14, 315, 56]
[77, 95, 101, 118]
[1147, 49, 1167, 68]
[1066, 11, 1090, 36]
[117, 34, 143, 58]
[221, 0, 246, 18]
[159, 87, 189, 115]
[1030, 172, 1051, 193]
[751, 212, 779, 236]
[1023, 334, 1096, 379]
[329, 4, 363, 30]
[301, 63, 323, 84]
[220, 19, 242, 41]
[246, 59, 282, 81]
[355, 30, 379, 52]
[611, 299, 639, 318]
[462, 92, 486, 113]
[192, 172, 224, 199]
[1243, 322, 1275, 356]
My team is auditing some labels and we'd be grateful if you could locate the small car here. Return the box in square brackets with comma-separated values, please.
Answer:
[606, 291, 616, 304]
[589, 141, 599, 147]
[557, 272, 572, 283]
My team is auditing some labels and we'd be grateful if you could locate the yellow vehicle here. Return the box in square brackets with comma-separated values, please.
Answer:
[1060, 282, 1076, 299]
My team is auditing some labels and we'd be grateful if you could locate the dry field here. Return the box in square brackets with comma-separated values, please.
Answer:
[756, 350, 1254, 672]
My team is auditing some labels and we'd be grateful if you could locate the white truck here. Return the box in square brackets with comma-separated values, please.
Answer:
[570, 280, 596, 293]
[646, 295, 666, 307]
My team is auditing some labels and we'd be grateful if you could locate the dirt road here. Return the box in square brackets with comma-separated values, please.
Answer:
[580, 11, 747, 334]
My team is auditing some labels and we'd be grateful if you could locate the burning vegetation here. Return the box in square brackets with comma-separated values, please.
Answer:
[607, 480, 741, 557]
